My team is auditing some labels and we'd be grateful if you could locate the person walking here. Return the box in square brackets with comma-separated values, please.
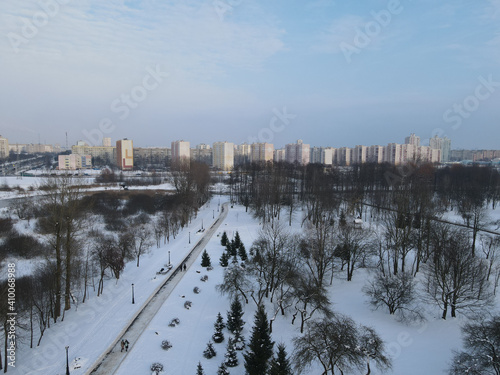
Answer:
[183, 263, 187, 271]
[120, 340, 125, 352]
[124, 339, 129, 352]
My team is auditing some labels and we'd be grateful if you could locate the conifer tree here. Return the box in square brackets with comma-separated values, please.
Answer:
[234, 330, 245, 351]
[217, 362, 230, 375]
[220, 251, 229, 267]
[212, 312, 226, 343]
[244, 305, 274, 375]
[221, 231, 228, 246]
[201, 250, 211, 267]
[233, 231, 242, 249]
[269, 344, 292, 375]
[238, 243, 248, 261]
[196, 362, 205, 375]
[227, 242, 237, 257]
[224, 337, 239, 367]
[203, 341, 217, 359]
[227, 298, 245, 334]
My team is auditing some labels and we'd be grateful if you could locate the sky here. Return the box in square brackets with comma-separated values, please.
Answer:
[1, 0, 499, 149]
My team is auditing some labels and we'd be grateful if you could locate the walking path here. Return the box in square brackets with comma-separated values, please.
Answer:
[86, 203, 229, 375]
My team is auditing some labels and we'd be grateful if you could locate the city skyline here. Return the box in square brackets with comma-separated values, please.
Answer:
[1, 1, 499, 149]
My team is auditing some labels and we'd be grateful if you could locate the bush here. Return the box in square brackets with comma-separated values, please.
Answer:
[161, 340, 172, 350]
[0, 218, 13, 234]
[150, 362, 164, 375]
[184, 301, 192, 309]
[200, 275, 209, 282]
[203, 341, 217, 359]
[193, 287, 201, 294]
[168, 318, 180, 327]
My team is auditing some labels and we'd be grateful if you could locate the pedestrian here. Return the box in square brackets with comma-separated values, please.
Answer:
[120, 340, 125, 352]
[183, 263, 187, 271]
[124, 339, 129, 352]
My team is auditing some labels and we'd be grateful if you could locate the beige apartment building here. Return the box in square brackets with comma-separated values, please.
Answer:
[58, 154, 92, 170]
[116, 139, 134, 170]
[0, 135, 8, 158]
[251, 143, 274, 163]
[213, 141, 234, 171]
[171, 140, 190, 167]
[285, 140, 310, 165]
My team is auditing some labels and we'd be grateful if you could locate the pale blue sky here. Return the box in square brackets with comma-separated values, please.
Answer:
[1, 0, 499, 149]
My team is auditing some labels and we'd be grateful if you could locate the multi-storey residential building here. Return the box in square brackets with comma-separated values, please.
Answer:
[353, 145, 367, 164]
[385, 143, 403, 165]
[212, 141, 234, 171]
[134, 147, 169, 167]
[58, 154, 92, 170]
[338, 147, 352, 166]
[116, 139, 134, 170]
[367, 145, 384, 163]
[72, 140, 115, 163]
[251, 143, 274, 163]
[235, 143, 251, 165]
[310, 147, 322, 164]
[274, 148, 286, 162]
[405, 133, 420, 147]
[430, 135, 451, 162]
[310, 147, 334, 165]
[285, 140, 310, 165]
[171, 140, 190, 166]
[191, 144, 212, 164]
[103, 137, 112, 147]
[0, 135, 8, 158]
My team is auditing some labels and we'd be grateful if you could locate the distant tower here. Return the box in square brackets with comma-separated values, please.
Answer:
[116, 139, 134, 170]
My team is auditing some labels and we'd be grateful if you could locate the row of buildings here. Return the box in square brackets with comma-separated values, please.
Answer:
[0, 135, 62, 158]
[55, 134, 451, 171]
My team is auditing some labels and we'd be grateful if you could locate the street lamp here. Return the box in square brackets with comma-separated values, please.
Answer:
[131, 284, 135, 304]
[168, 251, 171, 266]
[213, 210, 214, 219]
[201, 219, 203, 230]
[189, 231, 191, 244]
[65, 346, 70, 375]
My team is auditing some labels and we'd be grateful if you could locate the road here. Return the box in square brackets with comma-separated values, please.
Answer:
[86, 202, 229, 375]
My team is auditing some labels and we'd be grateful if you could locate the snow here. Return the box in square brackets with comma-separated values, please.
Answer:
[7, 199, 500, 375]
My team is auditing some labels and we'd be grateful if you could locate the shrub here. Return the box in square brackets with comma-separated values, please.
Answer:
[193, 287, 201, 294]
[184, 301, 192, 309]
[161, 340, 172, 350]
[168, 318, 180, 327]
[151, 362, 164, 375]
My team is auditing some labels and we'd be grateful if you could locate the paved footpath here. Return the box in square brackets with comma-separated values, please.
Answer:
[86, 202, 229, 375]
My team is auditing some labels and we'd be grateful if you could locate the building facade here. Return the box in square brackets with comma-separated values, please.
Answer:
[116, 139, 134, 170]
[171, 140, 190, 166]
[58, 154, 92, 170]
[285, 140, 310, 165]
[0, 135, 8, 158]
[251, 143, 274, 163]
[213, 142, 234, 171]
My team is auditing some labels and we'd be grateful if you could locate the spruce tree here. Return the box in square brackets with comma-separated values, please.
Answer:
[227, 242, 237, 257]
[221, 231, 228, 246]
[220, 251, 229, 267]
[201, 250, 211, 267]
[243, 305, 274, 375]
[203, 341, 217, 359]
[217, 362, 230, 375]
[238, 243, 248, 261]
[224, 337, 239, 367]
[196, 362, 205, 375]
[269, 344, 292, 375]
[227, 298, 245, 334]
[233, 231, 242, 249]
[212, 312, 225, 343]
[234, 330, 245, 351]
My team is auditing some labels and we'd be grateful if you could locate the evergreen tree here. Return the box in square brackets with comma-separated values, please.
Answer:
[201, 250, 211, 267]
[233, 231, 242, 249]
[217, 362, 230, 375]
[227, 298, 245, 334]
[234, 330, 245, 351]
[238, 243, 248, 261]
[227, 242, 237, 257]
[220, 251, 229, 267]
[224, 337, 239, 367]
[203, 341, 217, 359]
[244, 305, 274, 375]
[269, 344, 292, 375]
[212, 312, 226, 343]
[221, 231, 228, 246]
[196, 362, 205, 375]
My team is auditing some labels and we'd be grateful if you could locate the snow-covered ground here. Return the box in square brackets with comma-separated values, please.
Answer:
[7, 199, 500, 375]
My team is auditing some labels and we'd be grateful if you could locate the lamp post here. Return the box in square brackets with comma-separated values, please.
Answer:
[65, 346, 70, 375]
[201, 219, 203, 230]
[168, 251, 171, 266]
[189, 231, 191, 244]
[213, 210, 214, 219]
[131, 284, 135, 304]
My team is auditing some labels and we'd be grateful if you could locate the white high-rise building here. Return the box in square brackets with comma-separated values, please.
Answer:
[213, 142, 234, 171]
[251, 143, 274, 163]
[274, 148, 286, 162]
[430, 135, 451, 162]
[171, 140, 190, 166]
[285, 140, 310, 165]
[0, 135, 9, 159]
[405, 133, 420, 147]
